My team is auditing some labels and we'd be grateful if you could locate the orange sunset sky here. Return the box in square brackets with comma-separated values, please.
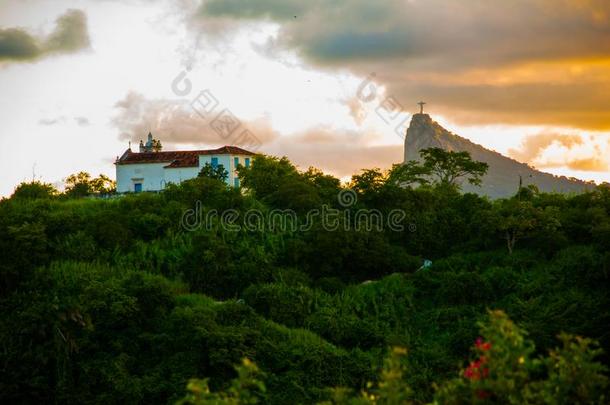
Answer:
[1, 0, 610, 196]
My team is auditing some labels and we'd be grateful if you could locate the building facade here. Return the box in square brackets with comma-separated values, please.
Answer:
[115, 144, 255, 193]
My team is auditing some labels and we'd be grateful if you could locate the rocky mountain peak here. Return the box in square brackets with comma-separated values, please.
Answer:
[403, 114, 593, 198]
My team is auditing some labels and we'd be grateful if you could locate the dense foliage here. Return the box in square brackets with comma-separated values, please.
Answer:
[1, 151, 609, 403]
[182, 311, 608, 404]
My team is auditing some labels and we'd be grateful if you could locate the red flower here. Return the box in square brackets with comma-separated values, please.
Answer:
[464, 356, 489, 381]
[476, 389, 491, 399]
[482, 366, 489, 378]
[475, 337, 492, 351]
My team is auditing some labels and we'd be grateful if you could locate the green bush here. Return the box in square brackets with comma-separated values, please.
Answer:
[191, 311, 608, 405]
[243, 283, 327, 328]
[2, 158, 610, 404]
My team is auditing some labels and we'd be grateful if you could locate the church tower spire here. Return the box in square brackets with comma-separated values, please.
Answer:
[139, 132, 162, 152]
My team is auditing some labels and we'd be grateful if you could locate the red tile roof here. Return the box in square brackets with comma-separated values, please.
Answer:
[115, 145, 256, 168]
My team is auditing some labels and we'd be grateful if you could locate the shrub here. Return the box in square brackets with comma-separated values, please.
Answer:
[243, 283, 327, 328]
[435, 311, 608, 404]
[193, 311, 608, 404]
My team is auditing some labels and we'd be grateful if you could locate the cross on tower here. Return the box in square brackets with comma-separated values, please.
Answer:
[417, 101, 426, 114]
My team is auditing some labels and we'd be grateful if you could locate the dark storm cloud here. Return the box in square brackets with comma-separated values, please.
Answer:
[0, 9, 90, 63]
[201, 0, 610, 66]
[202, 0, 304, 20]
[0, 29, 40, 60]
[45, 9, 91, 53]
[198, 0, 610, 129]
[391, 80, 610, 130]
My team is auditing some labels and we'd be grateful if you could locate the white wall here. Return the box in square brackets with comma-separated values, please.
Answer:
[116, 162, 167, 193]
[199, 154, 251, 186]
[164, 167, 200, 186]
[117, 153, 253, 192]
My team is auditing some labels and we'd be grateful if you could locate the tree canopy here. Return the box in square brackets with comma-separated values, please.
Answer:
[1, 153, 608, 404]
[418, 147, 489, 187]
[198, 162, 229, 182]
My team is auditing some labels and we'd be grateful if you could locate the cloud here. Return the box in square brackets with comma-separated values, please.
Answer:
[74, 116, 90, 127]
[202, 0, 305, 21]
[567, 157, 608, 171]
[0, 29, 40, 61]
[344, 96, 367, 126]
[201, 0, 610, 67]
[510, 131, 609, 172]
[197, 0, 610, 129]
[508, 133, 583, 162]
[38, 115, 90, 127]
[112, 91, 278, 147]
[0, 9, 90, 63]
[45, 9, 91, 53]
[390, 79, 610, 130]
[267, 131, 401, 177]
[112, 91, 398, 176]
[537, 157, 609, 172]
[38, 116, 66, 126]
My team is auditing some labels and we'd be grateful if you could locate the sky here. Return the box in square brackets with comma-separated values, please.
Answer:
[1, 0, 609, 196]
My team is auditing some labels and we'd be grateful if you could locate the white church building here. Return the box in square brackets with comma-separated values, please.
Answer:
[115, 133, 255, 193]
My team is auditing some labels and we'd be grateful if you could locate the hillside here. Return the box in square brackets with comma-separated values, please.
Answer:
[1, 156, 609, 404]
[404, 114, 594, 198]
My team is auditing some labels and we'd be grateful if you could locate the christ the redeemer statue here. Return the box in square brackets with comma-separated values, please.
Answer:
[417, 101, 426, 114]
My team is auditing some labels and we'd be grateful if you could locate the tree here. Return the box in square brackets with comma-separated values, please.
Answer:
[10, 181, 57, 199]
[64, 172, 115, 197]
[237, 155, 299, 199]
[350, 168, 386, 196]
[302, 167, 341, 204]
[1, 221, 48, 293]
[516, 184, 539, 201]
[89, 174, 116, 194]
[237, 155, 323, 212]
[387, 161, 431, 187]
[179, 358, 266, 404]
[327, 346, 414, 404]
[494, 198, 560, 254]
[64, 171, 92, 197]
[419, 147, 489, 187]
[198, 163, 228, 182]
[183, 312, 608, 404]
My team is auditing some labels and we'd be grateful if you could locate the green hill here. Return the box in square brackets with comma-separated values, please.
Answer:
[1, 154, 609, 403]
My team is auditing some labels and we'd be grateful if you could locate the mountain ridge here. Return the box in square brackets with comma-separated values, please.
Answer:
[404, 113, 594, 198]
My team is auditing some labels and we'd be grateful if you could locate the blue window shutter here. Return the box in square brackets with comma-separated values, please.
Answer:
[211, 157, 218, 168]
[245, 157, 250, 167]
[234, 157, 239, 166]
[234, 178, 240, 187]
[134, 183, 142, 193]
